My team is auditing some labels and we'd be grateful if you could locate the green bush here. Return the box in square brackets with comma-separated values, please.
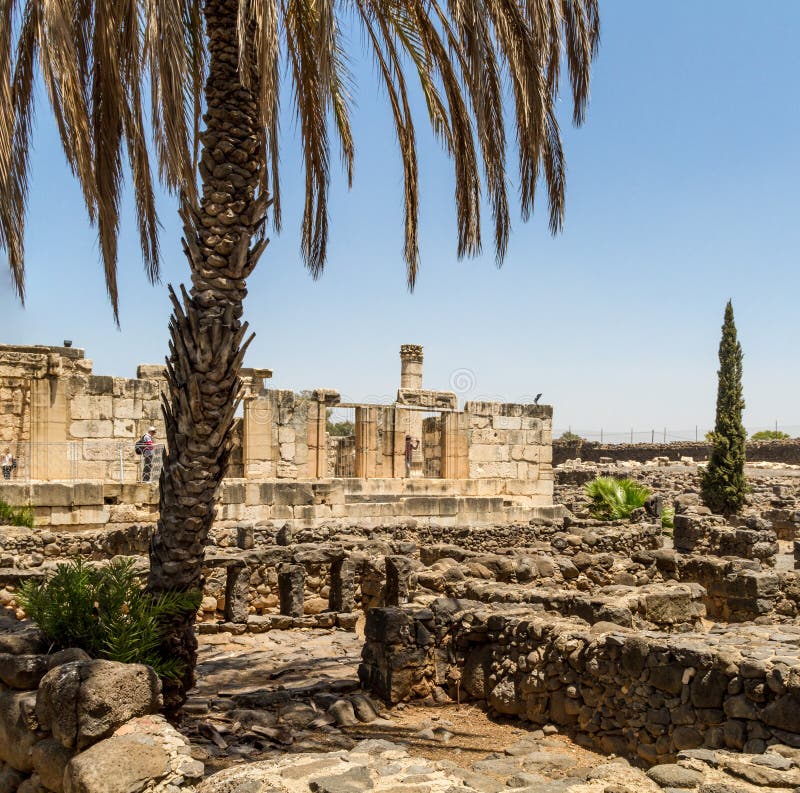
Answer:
[17, 558, 200, 680]
[661, 506, 675, 532]
[750, 430, 790, 441]
[0, 499, 34, 528]
[585, 477, 650, 520]
[558, 431, 583, 443]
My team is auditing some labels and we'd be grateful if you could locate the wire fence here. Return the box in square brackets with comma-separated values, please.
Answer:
[553, 425, 800, 445]
[0, 442, 165, 484]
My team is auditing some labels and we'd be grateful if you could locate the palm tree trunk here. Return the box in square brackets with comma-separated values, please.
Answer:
[147, 0, 264, 714]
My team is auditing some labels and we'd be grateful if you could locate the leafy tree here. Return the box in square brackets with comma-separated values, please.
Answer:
[701, 301, 746, 514]
[18, 559, 199, 680]
[558, 431, 584, 443]
[0, 0, 599, 711]
[750, 430, 790, 441]
[326, 409, 354, 437]
[327, 421, 355, 437]
[584, 477, 650, 520]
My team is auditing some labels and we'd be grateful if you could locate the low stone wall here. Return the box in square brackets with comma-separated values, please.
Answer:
[674, 513, 778, 566]
[554, 439, 800, 466]
[0, 475, 559, 532]
[634, 550, 782, 622]
[359, 600, 800, 767]
[461, 580, 706, 632]
[0, 524, 152, 569]
[0, 617, 201, 792]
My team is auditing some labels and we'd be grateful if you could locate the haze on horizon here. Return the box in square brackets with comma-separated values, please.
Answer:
[1, 1, 798, 441]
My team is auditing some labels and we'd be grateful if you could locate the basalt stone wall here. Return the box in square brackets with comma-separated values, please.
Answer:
[673, 513, 778, 566]
[200, 541, 409, 616]
[539, 518, 663, 556]
[460, 580, 707, 632]
[3, 520, 659, 571]
[554, 439, 800, 466]
[360, 600, 800, 767]
[0, 537, 407, 623]
[0, 524, 153, 569]
[639, 550, 782, 622]
[0, 617, 201, 792]
[394, 519, 662, 557]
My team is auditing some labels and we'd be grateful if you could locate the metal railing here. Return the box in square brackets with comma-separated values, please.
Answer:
[1, 442, 165, 483]
[554, 424, 800, 445]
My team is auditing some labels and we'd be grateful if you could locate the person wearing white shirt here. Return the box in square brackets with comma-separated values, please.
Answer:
[1, 449, 14, 480]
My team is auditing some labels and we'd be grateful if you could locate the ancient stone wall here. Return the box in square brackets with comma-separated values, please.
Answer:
[465, 402, 552, 482]
[0, 475, 560, 532]
[554, 439, 800, 466]
[673, 513, 778, 566]
[0, 617, 201, 791]
[359, 600, 800, 766]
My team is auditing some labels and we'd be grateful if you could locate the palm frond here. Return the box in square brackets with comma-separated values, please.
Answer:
[584, 477, 650, 521]
[0, 0, 600, 308]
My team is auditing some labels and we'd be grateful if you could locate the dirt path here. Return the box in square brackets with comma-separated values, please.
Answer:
[181, 628, 627, 783]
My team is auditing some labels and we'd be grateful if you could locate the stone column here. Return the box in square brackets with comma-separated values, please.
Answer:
[354, 406, 377, 479]
[242, 397, 275, 478]
[224, 565, 251, 623]
[278, 564, 305, 617]
[276, 523, 293, 546]
[30, 365, 68, 480]
[399, 345, 424, 390]
[441, 411, 469, 479]
[329, 557, 357, 612]
[385, 556, 412, 606]
[306, 400, 325, 478]
[236, 522, 255, 550]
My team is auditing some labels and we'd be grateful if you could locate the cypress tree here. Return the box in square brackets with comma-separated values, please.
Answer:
[701, 300, 747, 514]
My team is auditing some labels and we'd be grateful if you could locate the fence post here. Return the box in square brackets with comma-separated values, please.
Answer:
[663, 428, 666, 443]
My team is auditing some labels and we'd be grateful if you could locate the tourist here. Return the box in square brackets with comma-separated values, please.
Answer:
[404, 434, 419, 478]
[141, 426, 156, 482]
[1, 448, 13, 480]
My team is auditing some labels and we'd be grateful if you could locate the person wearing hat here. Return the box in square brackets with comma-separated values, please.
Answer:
[404, 434, 419, 478]
[141, 426, 156, 482]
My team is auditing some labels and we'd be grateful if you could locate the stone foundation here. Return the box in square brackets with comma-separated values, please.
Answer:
[0, 476, 560, 533]
[674, 512, 778, 566]
[0, 617, 201, 792]
[359, 599, 800, 765]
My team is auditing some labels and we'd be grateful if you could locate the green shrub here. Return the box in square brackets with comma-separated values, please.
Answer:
[585, 477, 650, 520]
[750, 430, 790, 441]
[0, 499, 34, 528]
[17, 558, 200, 680]
[661, 506, 675, 532]
[558, 431, 583, 443]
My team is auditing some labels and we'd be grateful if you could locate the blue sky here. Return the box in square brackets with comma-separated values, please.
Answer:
[2, 1, 799, 440]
